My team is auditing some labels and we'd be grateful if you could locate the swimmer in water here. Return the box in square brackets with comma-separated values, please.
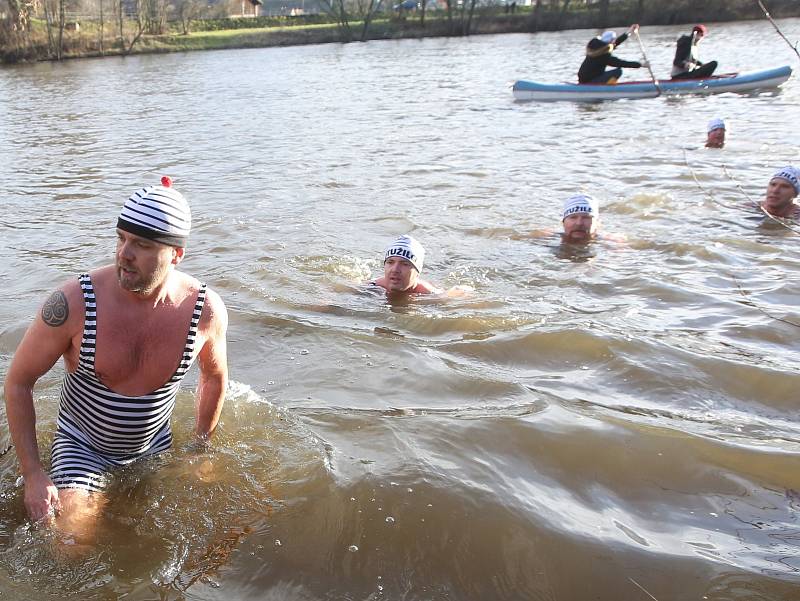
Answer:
[372, 235, 441, 294]
[705, 117, 725, 149]
[561, 194, 600, 244]
[760, 166, 800, 219]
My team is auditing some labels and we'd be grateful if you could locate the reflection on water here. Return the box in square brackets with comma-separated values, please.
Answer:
[1, 16, 800, 600]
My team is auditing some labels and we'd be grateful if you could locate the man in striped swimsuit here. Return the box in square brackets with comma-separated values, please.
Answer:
[4, 177, 229, 537]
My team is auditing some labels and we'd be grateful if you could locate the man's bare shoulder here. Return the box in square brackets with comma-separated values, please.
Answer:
[164, 270, 227, 329]
[38, 275, 86, 332]
[85, 264, 118, 294]
[198, 286, 229, 334]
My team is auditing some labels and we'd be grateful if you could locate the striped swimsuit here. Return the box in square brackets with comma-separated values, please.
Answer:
[50, 273, 207, 492]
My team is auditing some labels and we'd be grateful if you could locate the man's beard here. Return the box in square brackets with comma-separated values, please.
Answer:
[117, 261, 169, 294]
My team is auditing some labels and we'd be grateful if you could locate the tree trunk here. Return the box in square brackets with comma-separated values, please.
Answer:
[117, 0, 125, 52]
[99, 0, 105, 55]
[445, 0, 453, 35]
[531, 0, 541, 33]
[598, 0, 609, 28]
[336, 0, 351, 41]
[57, 0, 64, 60]
[43, 0, 56, 56]
[463, 0, 476, 36]
[419, 0, 427, 28]
[359, 0, 375, 41]
[124, 0, 146, 54]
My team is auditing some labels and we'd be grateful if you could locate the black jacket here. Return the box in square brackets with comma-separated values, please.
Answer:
[672, 33, 703, 71]
[578, 33, 641, 83]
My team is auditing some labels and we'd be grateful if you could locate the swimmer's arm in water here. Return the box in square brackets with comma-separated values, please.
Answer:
[371, 277, 442, 294]
[194, 288, 229, 441]
[443, 284, 474, 297]
[412, 279, 442, 294]
[600, 232, 628, 244]
[371, 277, 473, 297]
[4, 280, 84, 520]
[418, 281, 475, 297]
[528, 228, 555, 239]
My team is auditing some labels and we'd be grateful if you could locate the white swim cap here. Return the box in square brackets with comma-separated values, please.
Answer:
[707, 117, 725, 133]
[384, 234, 425, 273]
[562, 194, 599, 220]
[600, 31, 616, 44]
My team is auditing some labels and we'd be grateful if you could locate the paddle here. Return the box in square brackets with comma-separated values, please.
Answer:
[633, 28, 662, 97]
[756, 0, 800, 62]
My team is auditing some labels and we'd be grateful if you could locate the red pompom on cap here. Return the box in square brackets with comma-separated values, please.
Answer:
[161, 176, 172, 188]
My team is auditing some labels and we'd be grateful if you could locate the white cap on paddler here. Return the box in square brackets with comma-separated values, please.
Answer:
[117, 176, 191, 247]
[384, 234, 425, 273]
[771, 166, 800, 196]
[600, 31, 616, 44]
[707, 117, 725, 133]
[562, 194, 599, 220]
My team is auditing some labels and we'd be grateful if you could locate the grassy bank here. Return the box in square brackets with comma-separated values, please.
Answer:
[1, 0, 797, 64]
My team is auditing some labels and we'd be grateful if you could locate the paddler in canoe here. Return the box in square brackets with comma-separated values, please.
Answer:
[671, 24, 718, 80]
[578, 24, 647, 84]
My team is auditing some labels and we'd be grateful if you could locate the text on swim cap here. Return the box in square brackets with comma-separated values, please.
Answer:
[386, 247, 416, 262]
[563, 205, 594, 217]
[773, 170, 799, 192]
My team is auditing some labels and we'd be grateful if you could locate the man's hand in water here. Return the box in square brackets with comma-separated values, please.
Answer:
[24, 468, 61, 521]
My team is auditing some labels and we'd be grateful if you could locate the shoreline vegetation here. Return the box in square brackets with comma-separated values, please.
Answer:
[0, 0, 796, 64]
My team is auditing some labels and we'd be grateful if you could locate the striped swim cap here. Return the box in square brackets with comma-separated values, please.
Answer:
[771, 166, 800, 195]
[384, 234, 425, 273]
[117, 176, 191, 247]
[562, 194, 599, 220]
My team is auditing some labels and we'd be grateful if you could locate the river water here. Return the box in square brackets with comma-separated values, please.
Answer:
[1, 16, 799, 600]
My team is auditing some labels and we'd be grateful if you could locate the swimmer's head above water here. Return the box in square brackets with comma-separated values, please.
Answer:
[561, 194, 599, 244]
[762, 166, 800, 218]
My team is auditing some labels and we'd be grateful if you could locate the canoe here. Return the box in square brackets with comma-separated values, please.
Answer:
[512, 65, 792, 102]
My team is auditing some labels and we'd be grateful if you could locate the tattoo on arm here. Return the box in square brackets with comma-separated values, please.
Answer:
[41, 291, 69, 327]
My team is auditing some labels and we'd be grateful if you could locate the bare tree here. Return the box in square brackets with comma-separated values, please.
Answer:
[41, 0, 62, 57]
[357, 0, 383, 41]
[7, 0, 39, 30]
[141, 0, 167, 34]
[318, 0, 353, 41]
[174, 0, 203, 34]
[116, 0, 146, 54]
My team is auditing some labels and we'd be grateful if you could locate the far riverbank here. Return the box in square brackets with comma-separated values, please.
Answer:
[1, 0, 797, 64]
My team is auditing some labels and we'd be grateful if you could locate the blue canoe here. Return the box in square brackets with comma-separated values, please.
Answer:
[512, 65, 792, 101]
